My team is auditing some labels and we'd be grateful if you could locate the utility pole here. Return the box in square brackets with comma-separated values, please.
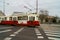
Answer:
[3, 0, 5, 15]
[36, 0, 38, 14]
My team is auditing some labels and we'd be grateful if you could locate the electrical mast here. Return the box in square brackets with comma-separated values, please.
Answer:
[36, 0, 38, 14]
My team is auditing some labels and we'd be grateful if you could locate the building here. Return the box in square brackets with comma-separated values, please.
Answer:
[11, 12, 27, 16]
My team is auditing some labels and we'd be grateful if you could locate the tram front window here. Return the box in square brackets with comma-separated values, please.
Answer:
[29, 16, 35, 21]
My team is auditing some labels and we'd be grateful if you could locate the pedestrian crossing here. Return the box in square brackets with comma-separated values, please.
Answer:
[34, 28, 60, 40]
[0, 27, 13, 33]
[45, 30, 60, 40]
[34, 28, 44, 39]
[0, 29, 11, 33]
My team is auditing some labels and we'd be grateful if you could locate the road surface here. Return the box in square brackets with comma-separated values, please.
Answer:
[0, 24, 60, 40]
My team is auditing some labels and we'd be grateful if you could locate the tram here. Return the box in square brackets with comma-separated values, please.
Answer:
[0, 14, 40, 27]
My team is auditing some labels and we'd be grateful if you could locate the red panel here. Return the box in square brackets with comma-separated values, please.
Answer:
[1, 21, 18, 25]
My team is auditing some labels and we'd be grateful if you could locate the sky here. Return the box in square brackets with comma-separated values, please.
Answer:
[0, 0, 60, 17]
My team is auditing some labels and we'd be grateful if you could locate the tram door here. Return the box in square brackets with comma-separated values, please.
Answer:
[28, 16, 35, 25]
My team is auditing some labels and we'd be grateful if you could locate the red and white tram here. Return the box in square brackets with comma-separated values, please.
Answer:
[0, 14, 40, 27]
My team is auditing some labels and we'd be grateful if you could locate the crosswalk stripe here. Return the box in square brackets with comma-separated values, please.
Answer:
[34, 28, 44, 39]
[0, 27, 13, 29]
[34, 28, 40, 34]
[10, 34, 16, 36]
[47, 34, 59, 36]
[0, 29, 11, 33]
[45, 31, 60, 33]
[48, 37, 55, 39]
[45, 32, 60, 40]
[36, 34, 41, 35]
[4, 37, 12, 40]
[37, 36, 44, 38]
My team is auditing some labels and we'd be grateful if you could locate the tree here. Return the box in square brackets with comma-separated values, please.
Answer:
[39, 10, 49, 23]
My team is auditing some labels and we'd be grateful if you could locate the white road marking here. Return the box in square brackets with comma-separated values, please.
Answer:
[48, 37, 55, 39]
[4, 37, 12, 40]
[36, 34, 41, 35]
[34, 28, 44, 39]
[10, 34, 16, 36]
[0, 29, 11, 33]
[0, 27, 13, 29]
[48, 36, 60, 40]
[14, 28, 24, 34]
[45, 31, 60, 33]
[4, 28, 24, 40]
[37, 36, 44, 38]
[10, 27, 24, 37]
[45, 31, 60, 35]
[34, 28, 40, 34]
[46, 34, 60, 37]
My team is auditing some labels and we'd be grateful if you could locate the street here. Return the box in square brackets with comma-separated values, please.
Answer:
[0, 24, 60, 40]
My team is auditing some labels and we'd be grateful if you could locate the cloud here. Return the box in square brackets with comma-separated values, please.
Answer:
[0, 0, 60, 17]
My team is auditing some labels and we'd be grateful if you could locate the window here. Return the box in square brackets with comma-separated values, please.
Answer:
[29, 16, 35, 21]
[0, 17, 1, 20]
[9, 17, 12, 20]
[13, 17, 17, 21]
[4, 17, 7, 20]
[18, 16, 28, 20]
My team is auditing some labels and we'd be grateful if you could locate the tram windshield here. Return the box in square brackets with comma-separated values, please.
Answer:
[29, 16, 35, 21]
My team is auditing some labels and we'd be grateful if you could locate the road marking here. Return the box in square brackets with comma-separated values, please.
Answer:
[46, 34, 60, 37]
[4, 28, 24, 40]
[36, 34, 41, 35]
[10, 27, 24, 37]
[34, 28, 44, 39]
[10, 34, 16, 36]
[0, 27, 13, 29]
[4, 37, 12, 40]
[48, 37, 55, 39]
[37, 36, 44, 38]
[0, 29, 11, 33]
[34, 28, 40, 34]
[48, 36, 60, 40]
[45, 30, 60, 33]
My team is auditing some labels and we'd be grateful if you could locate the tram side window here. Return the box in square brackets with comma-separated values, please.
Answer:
[13, 17, 16, 21]
[22, 16, 28, 20]
[0, 17, 1, 20]
[2, 18, 4, 21]
[18, 17, 22, 20]
[18, 16, 28, 20]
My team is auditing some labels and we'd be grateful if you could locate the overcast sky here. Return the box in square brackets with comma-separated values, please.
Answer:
[0, 0, 60, 17]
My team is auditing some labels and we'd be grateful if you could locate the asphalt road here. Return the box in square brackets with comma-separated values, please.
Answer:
[0, 24, 60, 40]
